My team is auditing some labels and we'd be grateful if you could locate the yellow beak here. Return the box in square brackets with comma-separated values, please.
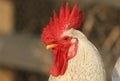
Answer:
[46, 44, 58, 50]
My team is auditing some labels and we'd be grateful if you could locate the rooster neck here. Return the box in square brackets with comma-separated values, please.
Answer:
[49, 29, 106, 81]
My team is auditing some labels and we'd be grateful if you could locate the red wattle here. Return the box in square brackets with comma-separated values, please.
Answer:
[50, 41, 78, 76]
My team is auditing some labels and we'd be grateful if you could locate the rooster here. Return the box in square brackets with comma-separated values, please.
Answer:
[42, 2, 106, 81]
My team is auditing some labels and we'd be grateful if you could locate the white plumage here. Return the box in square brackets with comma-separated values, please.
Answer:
[112, 57, 120, 81]
[49, 28, 106, 81]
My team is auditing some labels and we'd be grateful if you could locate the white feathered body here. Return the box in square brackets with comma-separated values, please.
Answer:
[112, 57, 120, 81]
[49, 29, 106, 81]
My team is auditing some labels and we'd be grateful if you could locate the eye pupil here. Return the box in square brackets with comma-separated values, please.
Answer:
[52, 41, 56, 43]
[64, 37, 68, 40]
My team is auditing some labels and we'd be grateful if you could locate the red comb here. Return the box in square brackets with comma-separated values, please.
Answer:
[42, 2, 83, 44]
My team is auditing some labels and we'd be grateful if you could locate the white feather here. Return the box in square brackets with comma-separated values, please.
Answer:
[49, 28, 106, 81]
[112, 57, 120, 81]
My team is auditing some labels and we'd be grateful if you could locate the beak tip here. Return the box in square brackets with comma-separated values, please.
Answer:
[46, 44, 57, 50]
[46, 46, 50, 50]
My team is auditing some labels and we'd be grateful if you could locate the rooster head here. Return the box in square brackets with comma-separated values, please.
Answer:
[42, 2, 83, 76]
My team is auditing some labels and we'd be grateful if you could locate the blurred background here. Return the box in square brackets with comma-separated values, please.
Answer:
[0, 0, 119, 81]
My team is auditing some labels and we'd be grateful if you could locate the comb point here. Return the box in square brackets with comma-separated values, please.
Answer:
[65, 2, 70, 20]
[53, 10, 59, 23]
[70, 3, 79, 18]
[60, 3, 65, 21]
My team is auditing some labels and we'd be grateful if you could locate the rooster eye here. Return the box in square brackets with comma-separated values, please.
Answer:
[51, 41, 56, 44]
[63, 37, 69, 40]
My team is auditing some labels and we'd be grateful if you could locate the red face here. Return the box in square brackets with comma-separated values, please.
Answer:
[45, 36, 78, 76]
[41, 2, 82, 76]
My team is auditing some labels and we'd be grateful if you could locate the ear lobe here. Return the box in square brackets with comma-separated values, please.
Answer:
[67, 42, 78, 60]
